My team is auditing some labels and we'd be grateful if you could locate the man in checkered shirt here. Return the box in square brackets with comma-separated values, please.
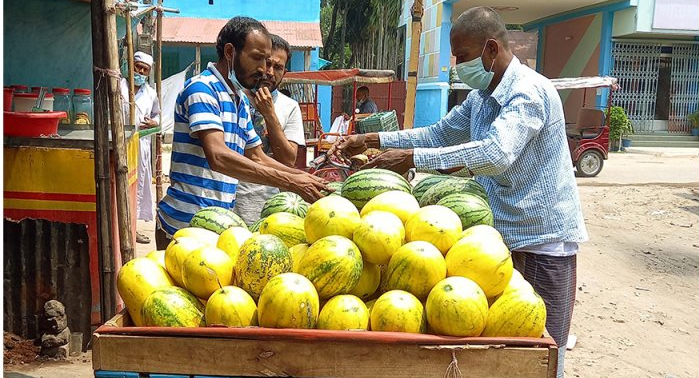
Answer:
[330, 7, 587, 378]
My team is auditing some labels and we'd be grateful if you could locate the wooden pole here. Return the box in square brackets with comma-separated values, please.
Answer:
[125, 10, 136, 127]
[90, 0, 116, 322]
[195, 44, 201, 74]
[154, 1, 164, 202]
[105, 0, 135, 263]
[403, 0, 423, 129]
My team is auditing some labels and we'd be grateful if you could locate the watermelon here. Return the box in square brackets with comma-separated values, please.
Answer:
[436, 193, 494, 229]
[317, 294, 369, 330]
[190, 206, 247, 234]
[481, 287, 547, 337]
[257, 272, 320, 329]
[140, 286, 205, 327]
[249, 217, 265, 233]
[445, 234, 513, 298]
[341, 169, 412, 210]
[381, 241, 447, 301]
[304, 196, 361, 243]
[259, 212, 307, 247]
[370, 290, 426, 333]
[117, 257, 173, 326]
[205, 286, 258, 327]
[425, 276, 488, 336]
[234, 234, 293, 300]
[411, 175, 454, 203]
[322, 181, 343, 196]
[297, 235, 363, 299]
[260, 192, 310, 218]
[419, 178, 488, 207]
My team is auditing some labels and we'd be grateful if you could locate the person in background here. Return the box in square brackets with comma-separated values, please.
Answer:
[156, 16, 328, 249]
[233, 35, 306, 225]
[119, 51, 159, 244]
[355, 85, 379, 115]
[329, 7, 587, 378]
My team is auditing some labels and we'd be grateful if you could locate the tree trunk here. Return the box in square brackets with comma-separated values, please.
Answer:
[339, 0, 348, 68]
[323, 0, 340, 60]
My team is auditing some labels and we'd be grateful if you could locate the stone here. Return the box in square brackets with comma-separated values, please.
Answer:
[43, 300, 65, 318]
[41, 327, 70, 348]
[40, 343, 69, 359]
[40, 313, 68, 334]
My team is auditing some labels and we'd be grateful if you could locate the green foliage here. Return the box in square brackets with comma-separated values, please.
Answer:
[607, 106, 633, 140]
[687, 110, 699, 129]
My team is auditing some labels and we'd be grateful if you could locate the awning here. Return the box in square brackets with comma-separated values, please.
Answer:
[161, 17, 323, 48]
[283, 69, 395, 86]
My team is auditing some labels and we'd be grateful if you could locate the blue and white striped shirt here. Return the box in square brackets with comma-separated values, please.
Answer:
[157, 63, 261, 236]
[379, 57, 588, 253]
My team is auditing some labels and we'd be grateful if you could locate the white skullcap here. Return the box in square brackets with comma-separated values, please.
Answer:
[134, 51, 153, 67]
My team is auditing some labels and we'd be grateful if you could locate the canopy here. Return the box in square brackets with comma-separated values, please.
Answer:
[283, 69, 395, 86]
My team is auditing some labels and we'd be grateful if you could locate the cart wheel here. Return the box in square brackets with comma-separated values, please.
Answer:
[576, 150, 604, 177]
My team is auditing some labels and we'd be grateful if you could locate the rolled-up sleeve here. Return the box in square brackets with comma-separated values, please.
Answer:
[413, 92, 545, 175]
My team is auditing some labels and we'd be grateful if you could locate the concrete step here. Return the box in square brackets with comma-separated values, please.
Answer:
[627, 139, 699, 148]
[628, 134, 699, 142]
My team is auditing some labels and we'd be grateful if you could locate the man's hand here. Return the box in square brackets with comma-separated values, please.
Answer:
[253, 87, 275, 118]
[139, 117, 158, 130]
[328, 134, 370, 164]
[286, 172, 330, 203]
[361, 149, 415, 174]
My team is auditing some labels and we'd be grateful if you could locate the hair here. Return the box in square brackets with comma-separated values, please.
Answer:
[270, 34, 291, 59]
[279, 88, 292, 97]
[216, 16, 270, 59]
[357, 86, 370, 95]
[452, 6, 509, 49]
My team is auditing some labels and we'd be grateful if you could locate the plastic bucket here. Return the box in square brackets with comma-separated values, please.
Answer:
[3, 87, 13, 110]
[3, 111, 67, 137]
[13, 92, 54, 112]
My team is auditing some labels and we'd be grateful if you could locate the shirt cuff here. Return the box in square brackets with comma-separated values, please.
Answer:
[378, 131, 400, 149]
[413, 148, 445, 170]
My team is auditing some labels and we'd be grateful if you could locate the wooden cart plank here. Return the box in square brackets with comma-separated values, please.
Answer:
[93, 333, 553, 378]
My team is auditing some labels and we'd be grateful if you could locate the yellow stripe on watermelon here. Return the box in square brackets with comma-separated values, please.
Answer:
[304, 196, 361, 243]
[425, 276, 488, 336]
[381, 241, 446, 300]
[445, 233, 513, 298]
[297, 235, 363, 300]
[360, 190, 420, 224]
[164, 236, 207, 287]
[405, 205, 462, 254]
[205, 285, 258, 327]
[181, 245, 234, 300]
[317, 294, 369, 330]
[289, 243, 310, 273]
[370, 290, 426, 333]
[260, 212, 307, 247]
[216, 226, 253, 264]
[353, 210, 405, 265]
[348, 260, 381, 300]
[481, 286, 547, 337]
[257, 272, 319, 329]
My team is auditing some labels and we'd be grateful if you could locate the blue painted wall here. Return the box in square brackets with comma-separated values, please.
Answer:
[414, 83, 449, 128]
[164, 0, 320, 22]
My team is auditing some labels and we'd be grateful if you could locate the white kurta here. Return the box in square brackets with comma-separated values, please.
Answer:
[120, 78, 160, 222]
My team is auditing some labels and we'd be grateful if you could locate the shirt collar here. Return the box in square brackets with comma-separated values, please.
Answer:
[207, 62, 243, 103]
[489, 56, 520, 106]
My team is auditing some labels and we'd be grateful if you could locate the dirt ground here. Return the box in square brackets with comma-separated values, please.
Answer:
[4, 151, 699, 378]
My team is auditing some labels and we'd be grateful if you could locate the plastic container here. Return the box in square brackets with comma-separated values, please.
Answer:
[13, 92, 54, 112]
[72, 88, 93, 126]
[3, 111, 67, 137]
[4, 87, 13, 110]
[69, 332, 83, 356]
[52, 87, 73, 124]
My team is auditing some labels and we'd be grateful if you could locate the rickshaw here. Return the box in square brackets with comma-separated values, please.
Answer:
[551, 76, 619, 177]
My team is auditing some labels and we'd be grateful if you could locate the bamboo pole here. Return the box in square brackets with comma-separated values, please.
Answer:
[154, 1, 164, 202]
[403, 0, 423, 129]
[105, 0, 135, 263]
[125, 10, 136, 127]
[90, 0, 116, 322]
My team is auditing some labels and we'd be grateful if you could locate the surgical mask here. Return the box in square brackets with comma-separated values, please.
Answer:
[134, 73, 147, 86]
[227, 57, 245, 93]
[455, 42, 495, 90]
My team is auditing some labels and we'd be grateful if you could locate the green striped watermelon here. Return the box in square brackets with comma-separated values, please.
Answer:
[341, 169, 412, 210]
[322, 181, 343, 196]
[260, 192, 310, 218]
[437, 193, 494, 229]
[419, 178, 488, 207]
[140, 286, 205, 327]
[234, 234, 293, 300]
[297, 235, 363, 299]
[190, 206, 247, 234]
[249, 217, 265, 233]
[259, 212, 308, 247]
[411, 175, 454, 203]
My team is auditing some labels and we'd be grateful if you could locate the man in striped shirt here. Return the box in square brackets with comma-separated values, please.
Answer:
[156, 16, 327, 247]
[330, 7, 587, 378]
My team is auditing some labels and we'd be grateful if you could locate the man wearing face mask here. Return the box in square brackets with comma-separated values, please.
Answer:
[120, 51, 160, 244]
[329, 7, 586, 377]
[355, 86, 379, 115]
[156, 17, 328, 248]
[233, 34, 306, 225]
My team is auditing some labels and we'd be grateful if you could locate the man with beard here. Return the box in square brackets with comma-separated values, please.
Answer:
[156, 17, 327, 248]
[233, 34, 306, 225]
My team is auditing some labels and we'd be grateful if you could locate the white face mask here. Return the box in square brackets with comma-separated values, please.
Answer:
[455, 42, 495, 90]
[227, 54, 245, 93]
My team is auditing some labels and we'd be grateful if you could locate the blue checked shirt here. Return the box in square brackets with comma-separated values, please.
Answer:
[379, 57, 588, 252]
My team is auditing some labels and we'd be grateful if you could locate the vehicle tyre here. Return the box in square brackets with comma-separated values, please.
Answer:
[576, 150, 604, 177]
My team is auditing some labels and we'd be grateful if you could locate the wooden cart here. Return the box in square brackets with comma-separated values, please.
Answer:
[92, 311, 558, 378]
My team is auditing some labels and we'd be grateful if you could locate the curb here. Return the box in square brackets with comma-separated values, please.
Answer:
[622, 148, 699, 158]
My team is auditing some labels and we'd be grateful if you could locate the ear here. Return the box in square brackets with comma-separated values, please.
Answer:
[224, 43, 235, 61]
[485, 39, 499, 60]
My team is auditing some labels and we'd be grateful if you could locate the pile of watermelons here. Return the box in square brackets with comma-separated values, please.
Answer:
[117, 169, 546, 338]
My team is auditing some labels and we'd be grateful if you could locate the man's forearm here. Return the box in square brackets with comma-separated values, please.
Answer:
[210, 149, 293, 190]
[263, 112, 297, 166]
[255, 151, 303, 175]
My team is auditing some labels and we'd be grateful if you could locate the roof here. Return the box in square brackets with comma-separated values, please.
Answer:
[283, 69, 395, 86]
[161, 17, 323, 48]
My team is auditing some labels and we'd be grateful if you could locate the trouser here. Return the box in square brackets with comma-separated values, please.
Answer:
[155, 220, 172, 251]
[512, 251, 577, 378]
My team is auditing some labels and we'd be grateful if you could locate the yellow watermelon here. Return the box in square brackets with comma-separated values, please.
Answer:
[352, 211, 405, 265]
[405, 205, 462, 254]
[181, 246, 234, 300]
[317, 295, 369, 330]
[349, 261, 381, 300]
[216, 226, 252, 263]
[205, 285, 258, 327]
[481, 287, 547, 337]
[460, 224, 503, 241]
[234, 234, 293, 300]
[260, 212, 307, 247]
[172, 227, 219, 246]
[304, 196, 360, 243]
[257, 273, 319, 329]
[297, 235, 363, 299]
[360, 190, 420, 224]
[145, 250, 167, 269]
[370, 290, 426, 333]
[117, 257, 173, 326]
[425, 276, 489, 336]
[445, 234, 513, 298]
[164, 236, 207, 287]
[141, 286, 205, 327]
[289, 243, 310, 273]
[381, 241, 446, 300]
